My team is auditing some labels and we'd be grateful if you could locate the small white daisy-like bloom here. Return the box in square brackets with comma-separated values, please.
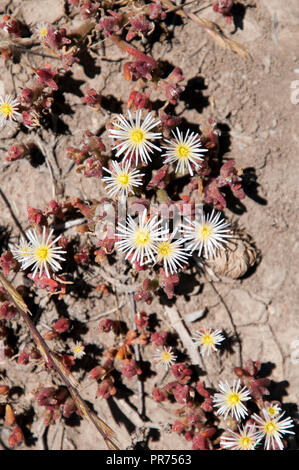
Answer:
[11, 226, 66, 279]
[192, 328, 225, 356]
[182, 209, 231, 259]
[108, 110, 162, 165]
[115, 209, 167, 265]
[72, 341, 86, 359]
[0, 94, 20, 127]
[10, 235, 32, 264]
[264, 402, 281, 418]
[101, 160, 144, 198]
[161, 127, 208, 176]
[213, 379, 251, 421]
[153, 346, 177, 370]
[220, 423, 261, 450]
[35, 22, 49, 39]
[252, 409, 295, 450]
[156, 228, 190, 277]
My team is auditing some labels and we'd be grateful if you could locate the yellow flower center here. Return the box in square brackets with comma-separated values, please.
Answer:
[268, 407, 276, 416]
[202, 334, 214, 346]
[36, 246, 49, 260]
[227, 392, 241, 406]
[74, 346, 82, 354]
[40, 27, 48, 37]
[1, 103, 13, 117]
[175, 144, 191, 160]
[116, 172, 130, 186]
[129, 128, 145, 145]
[162, 351, 171, 362]
[199, 224, 213, 241]
[21, 247, 31, 256]
[239, 436, 252, 450]
[157, 241, 173, 258]
[135, 229, 150, 246]
[264, 421, 278, 435]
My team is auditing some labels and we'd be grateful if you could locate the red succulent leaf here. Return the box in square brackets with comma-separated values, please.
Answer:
[121, 359, 142, 379]
[151, 331, 167, 348]
[97, 377, 117, 399]
[172, 419, 186, 433]
[0, 301, 17, 320]
[36, 65, 58, 90]
[53, 318, 70, 334]
[81, 88, 102, 110]
[0, 251, 19, 276]
[196, 380, 210, 398]
[152, 387, 167, 402]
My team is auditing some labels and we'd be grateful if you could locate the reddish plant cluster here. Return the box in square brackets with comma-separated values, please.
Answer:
[34, 386, 76, 425]
[153, 364, 216, 450]
[40, 26, 77, 68]
[89, 313, 171, 399]
[81, 88, 102, 111]
[5, 143, 33, 162]
[67, 131, 106, 178]
[17, 347, 42, 365]
[234, 359, 271, 403]
[43, 318, 71, 341]
[0, 292, 17, 361]
[18, 65, 59, 128]
[68, 0, 100, 19]
[0, 300, 17, 320]
[213, 0, 234, 23]
[0, 14, 21, 37]
[0, 251, 20, 276]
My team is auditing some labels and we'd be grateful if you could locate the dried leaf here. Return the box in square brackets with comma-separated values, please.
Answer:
[5, 404, 16, 426]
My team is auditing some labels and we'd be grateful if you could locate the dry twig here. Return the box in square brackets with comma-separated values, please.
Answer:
[165, 305, 203, 367]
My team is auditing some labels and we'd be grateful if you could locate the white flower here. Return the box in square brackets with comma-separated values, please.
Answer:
[156, 228, 190, 277]
[10, 235, 32, 263]
[108, 110, 162, 165]
[11, 226, 66, 279]
[115, 210, 167, 266]
[182, 209, 231, 258]
[0, 94, 20, 127]
[72, 341, 86, 359]
[101, 160, 144, 198]
[153, 346, 177, 370]
[213, 379, 251, 421]
[192, 328, 225, 356]
[35, 22, 49, 39]
[264, 403, 281, 418]
[161, 127, 208, 176]
[220, 423, 261, 450]
[252, 410, 294, 450]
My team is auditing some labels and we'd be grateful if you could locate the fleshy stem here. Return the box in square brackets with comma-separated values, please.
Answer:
[109, 34, 157, 68]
